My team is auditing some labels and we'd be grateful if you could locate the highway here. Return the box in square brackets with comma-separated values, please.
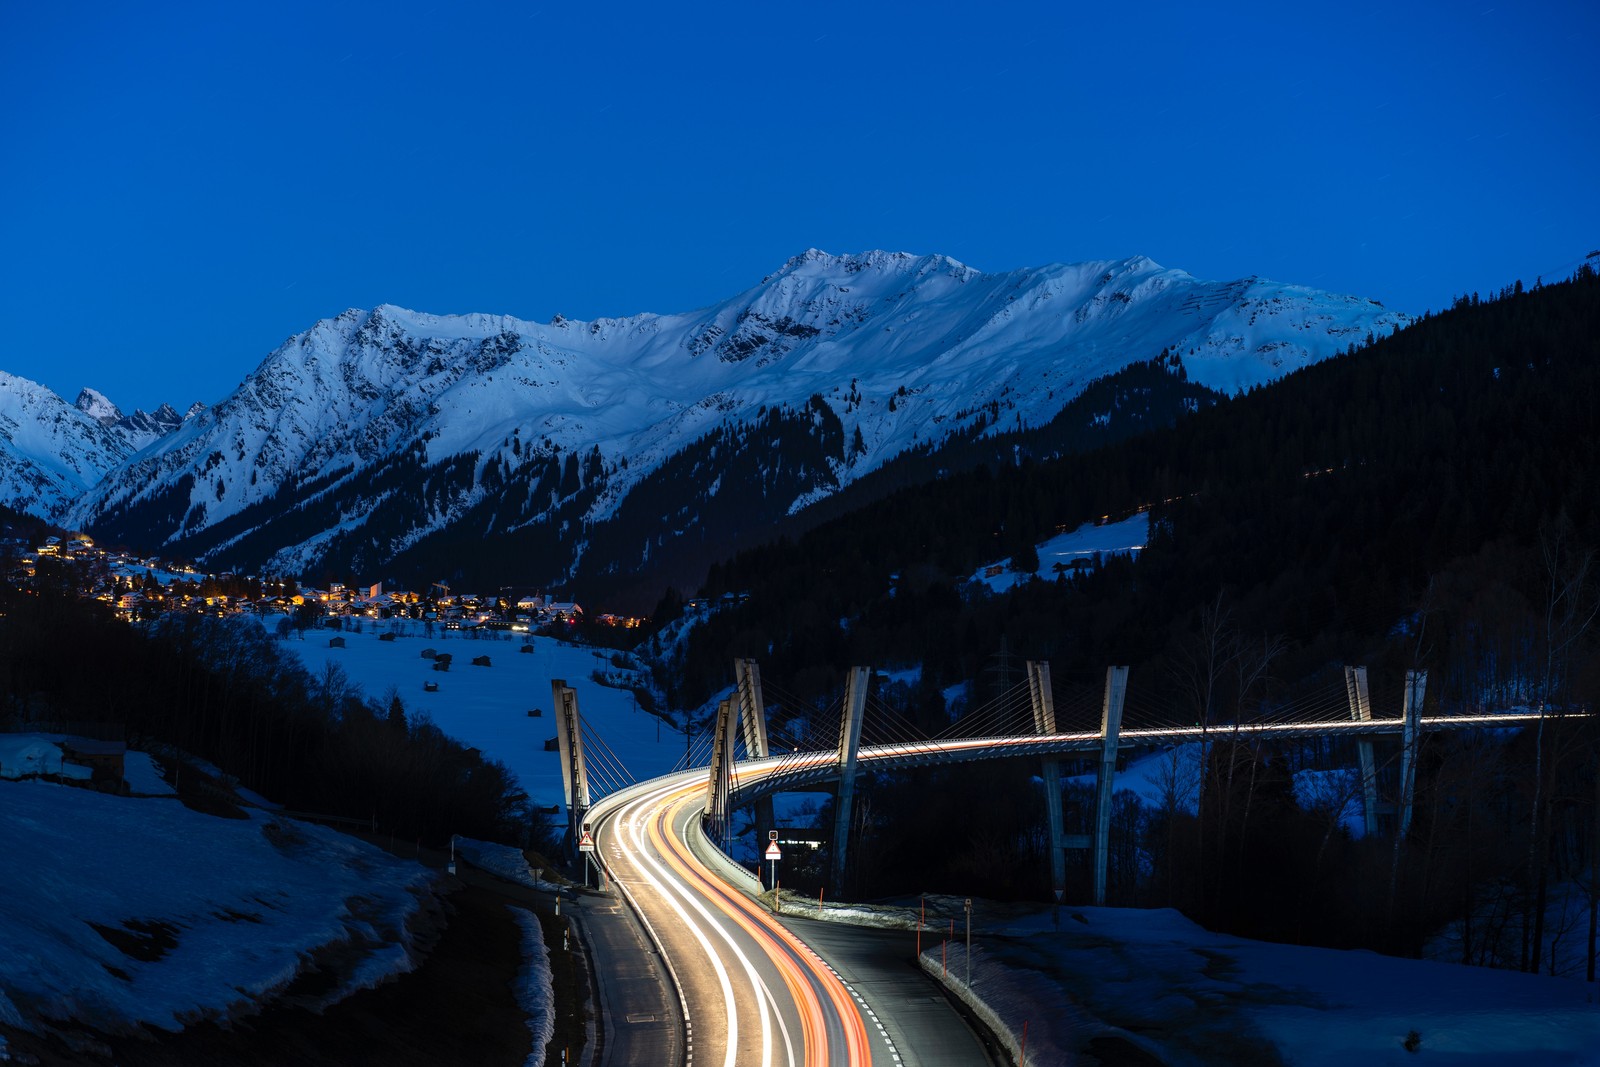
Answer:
[589, 771, 882, 1067]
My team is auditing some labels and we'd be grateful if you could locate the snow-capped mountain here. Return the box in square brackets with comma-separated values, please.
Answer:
[26, 251, 1408, 599]
[0, 373, 136, 516]
[74, 388, 202, 451]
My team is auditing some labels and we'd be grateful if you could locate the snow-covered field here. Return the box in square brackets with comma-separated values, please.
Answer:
[0, 771, 438, 1041]
[775, 891, 1600, 1066]
[923, 902, 1600, 1066]
[972, 511, 1148, 594]
[269, 618, 687, 811]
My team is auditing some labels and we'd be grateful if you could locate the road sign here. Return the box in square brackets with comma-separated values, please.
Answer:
[578, 829, 595, 853]
[764, 840, 782, 861]
[1053, 888, 1064, 903]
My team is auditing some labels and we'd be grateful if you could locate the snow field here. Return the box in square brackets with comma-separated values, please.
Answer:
[0, 777, 438, 1036]
[269, 618, 686, 813]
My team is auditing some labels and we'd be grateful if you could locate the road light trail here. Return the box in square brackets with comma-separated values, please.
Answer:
[593, 772, 874, 1066]
[613, 783, 748, 1067]
[635, 784, 785, 1067]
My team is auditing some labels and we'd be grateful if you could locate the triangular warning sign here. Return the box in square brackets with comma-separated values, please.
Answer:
[578, 829, 596, 852]
[764, 840, 782, 861]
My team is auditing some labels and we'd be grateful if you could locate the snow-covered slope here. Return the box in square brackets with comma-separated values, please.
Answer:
[34, 250, 1406, 587]
[0, 372, 134, 516]
[0, 771, 437, 1040]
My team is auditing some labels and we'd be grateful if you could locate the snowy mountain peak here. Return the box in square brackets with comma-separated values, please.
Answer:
[766, 248, 977, 285]
[1110, 254, 1164, 277]
[0, 372, 132, 515]
[74, 388, 122, 425]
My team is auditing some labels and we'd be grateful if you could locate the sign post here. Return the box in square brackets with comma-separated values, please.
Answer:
[964, 897, 973, 987]
[578, 822, 596, 889]
[764, 830, 782, 912]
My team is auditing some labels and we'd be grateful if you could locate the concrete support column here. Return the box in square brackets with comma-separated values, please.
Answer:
[735, 658, 777, 841]
[1093, 666, 1129, 906]
[1399, 669, 1427, 839]
[551, 679, 590, 846]
[830, 666, 870, 898]
[1026, 661, 1066, 898]
[735, 659, 770, 758]
[704, 695, 737, 823]
[1344, 666, 1381, 837]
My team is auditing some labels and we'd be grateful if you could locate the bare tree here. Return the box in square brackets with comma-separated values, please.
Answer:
[1170, 592, 1235, 900]
[1526, 520, 1599, 972]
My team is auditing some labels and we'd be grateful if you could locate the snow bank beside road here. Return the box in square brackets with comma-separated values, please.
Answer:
[508, 906, 556, 1067]
[454, 835, 566, 892]
[0, 779, 438, 1037]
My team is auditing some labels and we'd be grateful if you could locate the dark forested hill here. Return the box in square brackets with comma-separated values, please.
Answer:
[675, 265, 1600, 708]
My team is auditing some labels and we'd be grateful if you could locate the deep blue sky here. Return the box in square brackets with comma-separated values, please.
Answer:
[3, 1, 1596, 412]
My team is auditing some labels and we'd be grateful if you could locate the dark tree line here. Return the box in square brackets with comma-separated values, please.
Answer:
[0, 574, 540, 850]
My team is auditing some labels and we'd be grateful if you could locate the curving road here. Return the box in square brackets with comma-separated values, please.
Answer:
[590, 772, 881, 1067]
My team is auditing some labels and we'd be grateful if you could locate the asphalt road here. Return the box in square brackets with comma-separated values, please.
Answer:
[567, 887, 683, 1067]
[775, 915, 1002, 1067]
[581, 771, 999, 1067]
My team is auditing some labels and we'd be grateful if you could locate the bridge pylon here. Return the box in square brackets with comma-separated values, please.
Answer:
[830, 666, 871, 898]
[1026, 662, 1067, 896]
[551, 679, 591, 847]
[1092, 666, 1129, 905]
[735, 659, 777, 844]
[704, 694, 739, 838]
[1399, 670, 1427, 839]
[1052, 666, 1128, 905]
[1343, 666, 1381, 836]
[735, 659, 770, 758]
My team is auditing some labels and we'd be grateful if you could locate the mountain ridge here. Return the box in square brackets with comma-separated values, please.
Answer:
[0, 250, 1410, 600]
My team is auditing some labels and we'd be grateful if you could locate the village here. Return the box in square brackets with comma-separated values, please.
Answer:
[1, 529, 647, 633]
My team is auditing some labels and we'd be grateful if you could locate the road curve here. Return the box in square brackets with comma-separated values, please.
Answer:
[590, 771, 878, 1067]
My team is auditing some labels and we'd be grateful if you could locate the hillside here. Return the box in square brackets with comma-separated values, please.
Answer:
[681, 266, 1600, 704]
[659, 265, 1600, 960]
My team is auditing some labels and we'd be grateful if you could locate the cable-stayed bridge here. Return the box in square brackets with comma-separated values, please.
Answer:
[553, 662, 1584, 1067]
[551, 661, 1580, 907]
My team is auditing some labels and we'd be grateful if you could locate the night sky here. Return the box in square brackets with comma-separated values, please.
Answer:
[3, 0, 1595, 413]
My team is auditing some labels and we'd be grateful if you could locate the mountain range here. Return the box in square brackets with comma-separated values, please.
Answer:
[0, 250, 1410, 606]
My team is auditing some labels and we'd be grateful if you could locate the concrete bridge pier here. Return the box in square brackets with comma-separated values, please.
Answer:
[1054, 665, 1128, 905]
[735, 659, 776, 840]
[703, 694, 739, 841]
[1344, 666, 1381, 836]
[551, 679, 591, 847]
[1026, 661, 1067, 897]
[830, 666, 870, 898]
[1091, 666, 1129, 905]
[1399, 669, 1427, 839]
